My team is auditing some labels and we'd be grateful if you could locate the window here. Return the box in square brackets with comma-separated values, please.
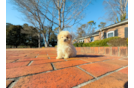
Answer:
[82, 39, 84, 43]
[90, 37, 94, 42]
[104, 32, 106, 39]
[79, 40, 84, 43]
[114, 29, 118, 36]
[107, 31, 114, 38]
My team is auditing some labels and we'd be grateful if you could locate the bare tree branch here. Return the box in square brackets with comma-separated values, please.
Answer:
[11, 0, 92, 46]
[103, 0, 128, 23]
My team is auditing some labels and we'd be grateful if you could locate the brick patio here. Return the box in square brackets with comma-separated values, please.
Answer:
[6, 48, 128, 88]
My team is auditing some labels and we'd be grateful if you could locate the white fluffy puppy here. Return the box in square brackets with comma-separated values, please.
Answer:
[56, 31, 77, 59]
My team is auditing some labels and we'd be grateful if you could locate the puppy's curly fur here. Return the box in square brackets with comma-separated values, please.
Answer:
[56, 31, 77, 59]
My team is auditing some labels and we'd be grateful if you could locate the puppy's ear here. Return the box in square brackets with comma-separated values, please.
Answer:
[70, 34, 72, 39]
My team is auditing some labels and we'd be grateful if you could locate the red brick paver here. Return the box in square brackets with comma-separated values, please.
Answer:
[17, 57, 48, 62]
[31, 59, 64, 65]
[6, 61, 30, 69]
[6, 48, 128, 88]
[82, 72, 128, 88]
[6, 60, 16, 63]
[103, 59, 128, 67]
[81, 57, 109, 62]
[6, 80, 14, 87]
[13, 67, 93, 88]
[79, 61, 121, 77]
[53, 60, 88, 69]
[6, 63, 52, 78]
[118, 67, 128, 74]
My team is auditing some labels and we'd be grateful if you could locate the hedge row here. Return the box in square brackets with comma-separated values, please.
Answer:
[73, 37, 128, 47]
[6, 45, 31, 48]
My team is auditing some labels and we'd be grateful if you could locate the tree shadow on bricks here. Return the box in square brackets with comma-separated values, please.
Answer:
[76, 55, 104, 58]
[124, 81, 128, 88]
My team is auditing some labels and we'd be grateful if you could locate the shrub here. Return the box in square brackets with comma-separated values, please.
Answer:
[73, 37, 121, 47]
[17, 46, 30, 48]
[73, 43, 79, 47]
[73, 43, 84, 47]
[78, 43, 84, 47]
[108, 38, 128, 46]
[84, 37, 120, 47]
[83, 43, 89, 47]
[126, 38, 128, 46]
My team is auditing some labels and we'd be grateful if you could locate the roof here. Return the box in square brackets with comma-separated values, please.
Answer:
[96, 19, 128, 32]
[73, 19, 128, 41]
[84, 32, 99, 38]
[76, 32, 99, 40]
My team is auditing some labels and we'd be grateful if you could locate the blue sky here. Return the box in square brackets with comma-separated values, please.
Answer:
[6, 0, 111, 32]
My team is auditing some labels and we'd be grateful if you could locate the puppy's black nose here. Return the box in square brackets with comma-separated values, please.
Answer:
[64, 39, 67, 42]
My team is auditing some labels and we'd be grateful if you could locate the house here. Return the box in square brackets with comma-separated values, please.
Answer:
[97, 19, 128, 39]
[73, 19, 128, 43]
[72, 39, 78, 44]
[83, 32, 99, 43]
[72, 32, 99, 43]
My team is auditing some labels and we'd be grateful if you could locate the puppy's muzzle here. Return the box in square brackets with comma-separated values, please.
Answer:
[64, 39, 67, 42]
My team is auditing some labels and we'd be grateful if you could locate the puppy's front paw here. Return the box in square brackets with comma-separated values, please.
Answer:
[64, 56, 69, 59]
[56, 57, 62, 59]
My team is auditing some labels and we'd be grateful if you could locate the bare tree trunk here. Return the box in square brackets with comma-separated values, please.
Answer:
[38, 33, 40, 48]
[47, 41, 49, 47]
[61, 0, 65, 31]
[57, 0, 62, 32]
[41, 32, 48, 47]
[58, 11, 62, 32]
[47, 28, 51, 47]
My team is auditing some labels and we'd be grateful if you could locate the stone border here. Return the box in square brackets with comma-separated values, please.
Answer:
[79, 47, 128, 57]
